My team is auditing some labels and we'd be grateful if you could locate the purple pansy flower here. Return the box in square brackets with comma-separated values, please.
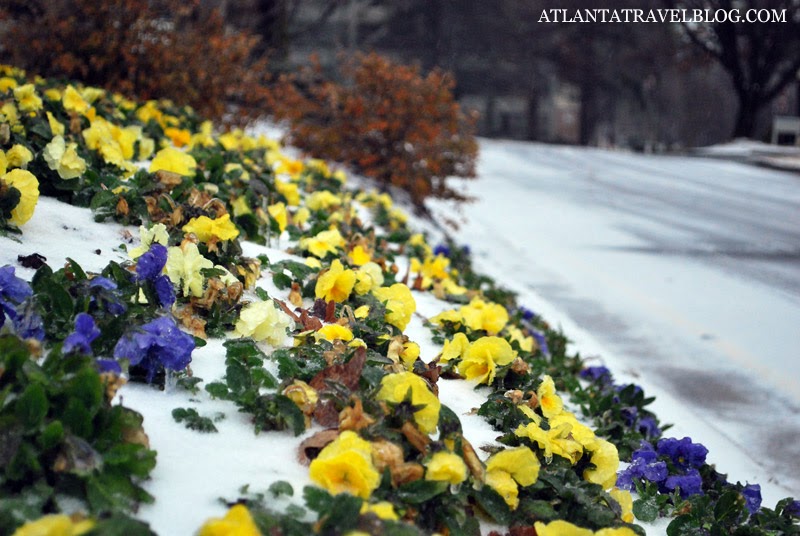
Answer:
[657, 437, 708, 469]
[742, 483, 762, 514]
[136, 244, 168, 281]
[580, 365, 612, 384]
[113, 316, 194, 383]
[433, 244, 450, 257]
[638, 416, 661, 438]
[0, 265, 33, 328]
[153, 275, 175, 308]
[616, 446, 669, 490]
[63, 313, 100, 355]
[784, 500, 800, 517]
[96, 358, 122, 375]
[530, 329, 549, 356]
[663, 468, 703, 498]
[88, 276, 127, 316]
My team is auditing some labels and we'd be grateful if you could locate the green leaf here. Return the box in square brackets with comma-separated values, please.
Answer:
[272, 272, 292, 290]
[205, 382, 231, 400]
[269, 480, 294, 498]
[632, 496, 660, 523]
[472, 485, 511, 524]
[226, 362, 251, 394]
[395, 480, 448, 504]
[255, 287, 270, 301]
[171, 407, 219, 433]
[61, 397, 93, 437]
[318, 493, 362, 534]
[15, 383, 48, 429]
[39, 420, 64, 450]
[714, 490, 743, 522]
[85, 513, 157, 536]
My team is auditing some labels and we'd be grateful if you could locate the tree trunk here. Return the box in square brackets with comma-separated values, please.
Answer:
[732, 92, 760, 139]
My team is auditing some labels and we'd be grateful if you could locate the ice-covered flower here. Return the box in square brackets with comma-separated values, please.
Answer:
[63, 313, 100, 355]
[663, 468, 703, 498]
[315, 259, 356, 303]
[42, 136, 86, 181]
[615, 446, 668, 491]
[458, 336, 516, 385]
[1, 168, 39, 225]
[656, 437, 708, 470]
[235, 300, 293, 346]
[309, 431, 380, 499]
[376, 371, 440, 434]
[0, 265, 33, 330]
[424, 451, 468, 485]
[136, 244, 168, 281]
[609, 488, 634, 523]
[372, 283, 416, 332]
[165, 242, 213, 297]
[583, 438, 620, 490]
[149, 146, 197, 176]
[197, 504, 261, 536]
[742, 483, 762, 514]
[353, 262, 384, 295]
[183, 213, 239, 243]
[113, 316, 195, 382]
[485, 446, 540, 509]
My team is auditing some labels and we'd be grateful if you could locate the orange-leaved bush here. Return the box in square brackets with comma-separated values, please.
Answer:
[0, 0, 268, 123]
[266, 53, 478, 209]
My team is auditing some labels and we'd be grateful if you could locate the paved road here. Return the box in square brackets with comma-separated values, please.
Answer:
[436, 139, 800, 499]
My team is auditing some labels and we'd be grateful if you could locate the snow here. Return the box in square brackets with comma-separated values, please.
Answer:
[2, 138, 799, 534]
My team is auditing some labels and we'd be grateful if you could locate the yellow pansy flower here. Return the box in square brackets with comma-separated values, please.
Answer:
[485, 469, 520, 510]
[164, 127, 191, 147]
[1, 102, 19, 126]
[315, 259, 356, 303]
[183, 213, 240, 243]
[42, 136, 87, 180]
[231, 196, 252, 217]
[458, 336, 516, 385]
[309, 431, 380, 499]
[425, 451, 468, 485]
[13, 84, 42, 112]
[79, 86, 105, 104]
[486, 446, 540, 487]
[354, 305, 370, 318]
[514, 420, 584, 464]
[6, 144, 33, 169]
[293, 206, 310, 227]
[533, 520, 594, 536]
[12, 514, 94, 536]
[46, 111, 65, 136]
[149, 146, 197, 176]
[372, 283, 416, 332]
[307, 190, 342, 211]
[438, 332, 470, 364]
[583, 438, 619, 490]
[224, 162, 250, 182]
[400, 340, 420, 369]
[165, 242, 213, 297]
[234, 300, 293, 346]
[1, 169, 39, 225]
[360, 501, 399, 521]
[275, 180, 300, 205]
[537, 375, 564, 418]
[0, 77, 17, 92]
[506, 325, 535, 353]
[197, 504, 261, 536]
[300, 228, 345, 258]
[267, 202, 287, 233]
[129, 223, 169, 259]
[62, 85, 90, 114]
[460, 298, 509, 335]
[354, 262, 384, 295]
[348, 245, 371, 266]
[315, 323, 354, 343]
[609, 488, 634, 523]
[376, 371, 440, 434]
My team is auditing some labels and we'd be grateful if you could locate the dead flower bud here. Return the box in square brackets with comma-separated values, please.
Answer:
[461, 438, 485, 482]
[511, 357, 529, 375]
[116, 197, 129, 217]
[401, 421, 431, 454]
[155, 170, 184, 191]
[504, 389, 524, 405]
[289, 282, 303, 307]
[339, 398, 376, 431]
[101, 373, 128, 402]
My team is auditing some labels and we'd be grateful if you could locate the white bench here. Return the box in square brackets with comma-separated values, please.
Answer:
[771, 115, 800, 145]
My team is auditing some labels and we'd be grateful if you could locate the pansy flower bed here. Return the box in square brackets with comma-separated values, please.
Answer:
[0, 65, 798, 536]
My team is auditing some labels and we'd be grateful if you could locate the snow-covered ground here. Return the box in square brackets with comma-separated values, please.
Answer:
[2, 139, 798, 533]
[428, 139, 800, 501]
